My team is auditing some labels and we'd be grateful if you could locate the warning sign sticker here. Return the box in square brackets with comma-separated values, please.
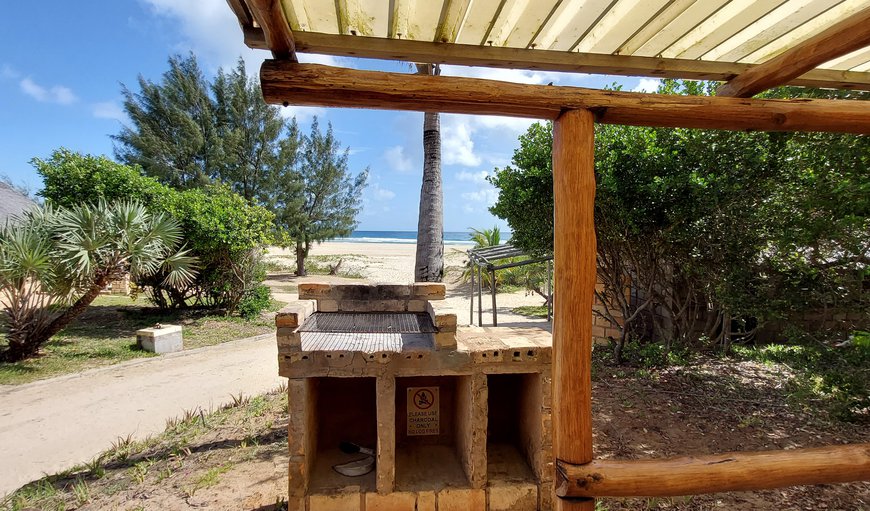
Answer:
[407, 386, 439, 436]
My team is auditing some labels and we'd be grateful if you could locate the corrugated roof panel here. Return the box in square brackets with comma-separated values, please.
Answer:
[532, 0, 615, 51]
[436, 0, 473, 43]
[705, 0, 843, 62]
[352, 0, 390, 37]
[665, 0, 789, 59]
[823, 46, 870, 69]
[485, 0, 532, 47]
[574, 0, 674, 54]
[302, 0, 339, 33]
[740, 0, 869, 64]
[454, 0, 504, 45]
[633, 0, 730, 57]
[406, 0, 443, 41]
[503, 0, 562, 48]
[264, 0, 870, 90]
[615, 0, 696, 56]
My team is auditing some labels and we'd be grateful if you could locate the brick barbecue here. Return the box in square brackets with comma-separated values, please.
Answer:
[276, 282, 554, 510]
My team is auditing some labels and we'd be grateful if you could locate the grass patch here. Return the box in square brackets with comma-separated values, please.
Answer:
[0, 295, 286, 385]
[0, 387, 288, 511]
[732, 338, 869, 422]
[511, 305, 549, 319]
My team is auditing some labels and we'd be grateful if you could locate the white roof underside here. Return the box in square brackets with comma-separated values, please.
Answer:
[281, 0, 870, 72]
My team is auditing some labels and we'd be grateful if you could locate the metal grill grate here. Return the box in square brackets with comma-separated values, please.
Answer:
[298, 312, 437, 334]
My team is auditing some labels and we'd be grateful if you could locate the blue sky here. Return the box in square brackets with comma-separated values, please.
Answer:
[0, 1, 659, 232]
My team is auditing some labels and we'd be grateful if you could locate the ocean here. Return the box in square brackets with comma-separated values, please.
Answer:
[333, 230, 475, 245]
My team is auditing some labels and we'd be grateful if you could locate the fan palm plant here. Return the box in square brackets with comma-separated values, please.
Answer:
[0, 200, 196, 362]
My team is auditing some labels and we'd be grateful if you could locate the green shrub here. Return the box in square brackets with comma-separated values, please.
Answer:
[237, 285, 272, 320]
[34, 150, 274, 316]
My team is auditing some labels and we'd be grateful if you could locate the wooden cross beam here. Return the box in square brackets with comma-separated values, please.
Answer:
[244, 0, 297, 61]
[260, 62, 870, 134]
[718, 6, 870, 98]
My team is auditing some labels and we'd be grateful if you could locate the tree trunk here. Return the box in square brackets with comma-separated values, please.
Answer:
[2, 275, 109, 362]
[296, 238, 307, 276]
[414, 63, 444, 283]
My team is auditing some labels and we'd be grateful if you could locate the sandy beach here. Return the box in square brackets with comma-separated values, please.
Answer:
[266, 241, 550, 328]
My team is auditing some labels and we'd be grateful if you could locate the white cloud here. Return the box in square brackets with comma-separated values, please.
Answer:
[457, 170, 489, 183]
[141, 0, 345, 75]
[140, 0, 256, 70]
[19, 77, 77, 104]
[441, 116, 481, 167]
[280, 105, 325, 124]
[383, 145, 413, 173]
[373, 185, 396, 200]
[92, 101, 127, 121]
[633, 78, 661, 93]
[1, 65, 20, 80]
[461, 188, 498, 205]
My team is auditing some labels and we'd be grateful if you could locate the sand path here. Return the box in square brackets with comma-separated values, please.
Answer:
[0, 334, 283, 497]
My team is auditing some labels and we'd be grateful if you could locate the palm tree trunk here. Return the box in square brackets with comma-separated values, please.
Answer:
[414, 63, 444, 282]
[1, 275, 109, 362]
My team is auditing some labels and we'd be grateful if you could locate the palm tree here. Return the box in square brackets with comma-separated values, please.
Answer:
[414, 63, 444, 282]
[0, 200, 196, 362]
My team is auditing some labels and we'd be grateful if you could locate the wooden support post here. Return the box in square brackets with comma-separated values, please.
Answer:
[552, 108, 596, 511]
[491, 267, 497, 326]
[469, 262, 475, 325]
[477, 265, 483, 327]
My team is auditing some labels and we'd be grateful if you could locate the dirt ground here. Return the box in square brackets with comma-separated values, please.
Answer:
[6, 352, 867, 511]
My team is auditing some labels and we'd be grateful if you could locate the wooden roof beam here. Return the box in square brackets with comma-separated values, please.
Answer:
[717, 6, 870, 97]
[244, 0, 298, 61]
[261, 62, 870, 134]
[274, 31, 870, 91]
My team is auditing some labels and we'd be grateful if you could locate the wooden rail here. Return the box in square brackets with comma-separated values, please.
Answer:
[260, 62, 870, 134]
[557, 443, 870, 498]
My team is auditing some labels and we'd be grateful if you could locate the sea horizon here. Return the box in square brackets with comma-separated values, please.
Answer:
[332, 230, 483, 245]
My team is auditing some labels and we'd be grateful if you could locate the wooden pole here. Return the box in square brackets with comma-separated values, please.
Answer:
[477, 265, 483, 327]
[469, 260, 475, 325]
[557, 443, 870, 498]
[552, 108, 596, 511]
[260, 62, 870, 135]
[491, 268, 497, 327]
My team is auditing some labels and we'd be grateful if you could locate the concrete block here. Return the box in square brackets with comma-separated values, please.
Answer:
[407, 299, 426, 312]
[287, 455, 307, 497]
[317, 299, 339, 312]
[434, 313, 457, 331]
[309, 491, 360, 511]
[285, 496, 305, 511]
[298, 283, 331, 299]
[136, 325, 182, 354]
[364, 491, 417, 511]
[275, 300, 316, 328]
[412, 282, 446, 300]
[437, 488, 485, 511]
[416, 491, 436, 511]
[435, 332, 457, 350]
[489, 482, 538, 511]
[277, 329, 301, 353]
[375, 284, 412, 299]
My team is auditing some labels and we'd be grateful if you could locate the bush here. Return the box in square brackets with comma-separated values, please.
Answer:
[35, 149, 166, 209]
[237, 284, 272, 320]
[149, 185, 274, 313]
[34, 150, 274, 316]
